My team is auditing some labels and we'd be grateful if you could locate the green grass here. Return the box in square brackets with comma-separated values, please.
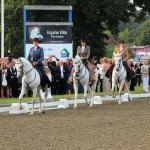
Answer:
[0, 85, 144, 104]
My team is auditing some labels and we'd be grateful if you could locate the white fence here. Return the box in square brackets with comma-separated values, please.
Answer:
[0, 93, 150, 114]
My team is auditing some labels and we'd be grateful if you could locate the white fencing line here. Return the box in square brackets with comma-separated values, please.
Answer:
[0, 93, 149, 114]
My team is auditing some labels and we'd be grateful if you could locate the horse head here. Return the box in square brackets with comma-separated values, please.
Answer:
[15, 58, 24, 79]
[73, 55, 82, 77]
[114, 52, 123, 72]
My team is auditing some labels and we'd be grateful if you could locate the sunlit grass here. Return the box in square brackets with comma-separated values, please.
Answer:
[0, 85, 145, 104]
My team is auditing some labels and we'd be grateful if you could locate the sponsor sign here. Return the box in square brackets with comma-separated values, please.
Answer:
[25, 25, 73, 60]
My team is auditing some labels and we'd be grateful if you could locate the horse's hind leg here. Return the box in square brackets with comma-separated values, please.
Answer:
[37, 87, 43, 113]
[30, 88, 37, 115]
[42, 85, 49, 113]
[90, 83, 96, 107]
[111, 81, 115, 98]
[83, 85, 88, 104]
[126, 81, 132, 102]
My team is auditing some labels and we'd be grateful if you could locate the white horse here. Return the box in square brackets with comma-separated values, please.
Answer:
[73, 55, 98, 108]
[112, 53, 131, 104]
[15, 57, 51, 115]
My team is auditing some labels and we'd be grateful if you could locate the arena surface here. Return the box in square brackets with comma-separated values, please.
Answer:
[0, 99, 150, 150]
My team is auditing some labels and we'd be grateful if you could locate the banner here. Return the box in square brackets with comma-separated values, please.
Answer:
[25, 25, 73, 60]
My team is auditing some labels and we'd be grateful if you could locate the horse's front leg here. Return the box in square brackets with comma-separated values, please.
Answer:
[42, 85, 49, 113]
[37, 87, 43, 113]
[90, 84, 95, 107]
[126, 81, 132, 102]
[74, 83, 78, 108]
[118, 81, 124, 104]
[30, 88, 37, 115]
[19, 85, 26, 110]
[111, 80, 115, 98]
[83, 85, 88, 104]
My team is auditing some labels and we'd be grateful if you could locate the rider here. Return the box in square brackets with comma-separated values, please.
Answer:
[68, 39, 96, 83]
[28, 37, 52, 91]
[105, 40, 131, 82]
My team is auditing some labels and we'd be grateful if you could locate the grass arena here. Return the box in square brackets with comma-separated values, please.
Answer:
[0, 97, 150, 150]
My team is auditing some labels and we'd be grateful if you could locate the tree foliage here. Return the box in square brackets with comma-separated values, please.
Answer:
[134, 19, 150, 46]
[0, 0, 149, 58]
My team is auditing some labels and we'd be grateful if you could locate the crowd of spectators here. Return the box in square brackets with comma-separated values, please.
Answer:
[96, 57, 150, 93]
[0, 53, 150, 98]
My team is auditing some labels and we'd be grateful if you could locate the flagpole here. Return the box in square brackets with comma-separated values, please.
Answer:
[1, 0, 4, 58]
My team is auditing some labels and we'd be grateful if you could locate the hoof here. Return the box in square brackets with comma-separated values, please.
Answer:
[128, 98, 132, 102]
[42, 110, 45, 114]
[19, 106, 23, 110]
[29, 112, 34, 115]
[73, 106, 77, 109]
[89, 105, 93, 108]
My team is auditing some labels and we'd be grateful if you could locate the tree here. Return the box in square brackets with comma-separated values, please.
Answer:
[1, 0, 150, 58]
[134, 19, 150, 46]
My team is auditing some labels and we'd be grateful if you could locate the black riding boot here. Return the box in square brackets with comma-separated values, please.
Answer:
[123, 61, 131, 82]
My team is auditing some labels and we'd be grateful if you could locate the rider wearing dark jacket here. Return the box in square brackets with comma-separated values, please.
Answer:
[28, 37, 52, 90]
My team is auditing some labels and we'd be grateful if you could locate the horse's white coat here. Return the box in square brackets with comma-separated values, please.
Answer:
[15, 57, 51, 115]
[73, 55, 98, 108]
[112, 53, 131, 104]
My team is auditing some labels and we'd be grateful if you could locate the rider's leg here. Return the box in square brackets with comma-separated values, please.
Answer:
[105, 63, 115, 81]
[123, 60, 131, 82]
[87, 63, 96, 82]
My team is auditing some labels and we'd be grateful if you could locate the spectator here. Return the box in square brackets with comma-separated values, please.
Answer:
[102, 57, 111, 92]
[148, 61, 150, 92]
[51, 61, 59, 95]
[65, 59, 73, 94]
[134, 58, 143, 86]
[108, 59, 113, 67]
[141, 59, 149, 93]
[10, 59, 18, 97]
[57, 60, 69, 95]
[0, 62, 9, 98]
[127, 59, 135, 91]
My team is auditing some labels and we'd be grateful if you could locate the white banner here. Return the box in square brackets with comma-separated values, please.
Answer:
[25, 44, 73, 61]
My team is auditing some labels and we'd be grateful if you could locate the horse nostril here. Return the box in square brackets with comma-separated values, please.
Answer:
[75, 74, 79, 77]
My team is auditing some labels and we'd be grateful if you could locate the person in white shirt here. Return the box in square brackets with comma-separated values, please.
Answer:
[141, 59, 149, 93]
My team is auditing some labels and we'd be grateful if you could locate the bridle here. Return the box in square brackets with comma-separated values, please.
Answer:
[73, 59, 86, 85]
[114, 56, 125, 82]
[74, 60, 84, 75]
[114, 56, 123, 69]
[16, 58, 36, 88]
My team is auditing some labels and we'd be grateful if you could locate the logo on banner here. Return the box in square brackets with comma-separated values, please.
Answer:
[29, 26, 43, 42]
[60, 48, 70, 58]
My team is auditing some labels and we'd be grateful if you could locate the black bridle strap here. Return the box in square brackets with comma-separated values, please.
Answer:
[73, 67, 87, 86]
[115, 68, 125, 83]
[24, 70, 36, 89]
